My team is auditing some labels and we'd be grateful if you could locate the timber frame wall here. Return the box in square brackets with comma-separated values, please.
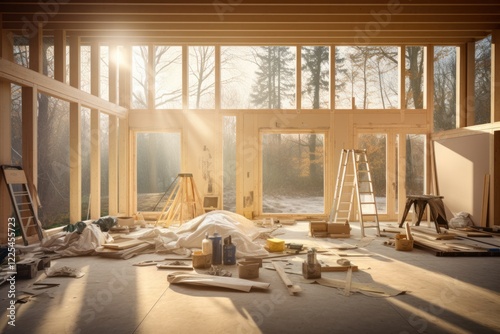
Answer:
[1, 2, 500, 243]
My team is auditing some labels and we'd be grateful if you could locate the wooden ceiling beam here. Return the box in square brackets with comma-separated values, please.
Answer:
[1, 4, 499, 15]
[3, 13, 499, 24]
[3, 0, 500, 4]
[74, 36, 475, 45]
[5, 22, 498, 32]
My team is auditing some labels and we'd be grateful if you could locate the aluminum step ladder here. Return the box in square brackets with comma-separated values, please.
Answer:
[1, 165, 44, 245]
[329, 149, 381, 237]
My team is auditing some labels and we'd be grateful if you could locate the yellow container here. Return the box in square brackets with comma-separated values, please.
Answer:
[192, 250, 212, 269]
[266, 238, 285, 252]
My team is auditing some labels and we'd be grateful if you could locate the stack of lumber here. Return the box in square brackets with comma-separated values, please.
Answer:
[95, 238, 154, 259]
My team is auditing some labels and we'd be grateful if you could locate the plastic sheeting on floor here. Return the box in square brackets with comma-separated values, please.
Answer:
[40, 210, 268, 259]
[133, 210, 268, 258]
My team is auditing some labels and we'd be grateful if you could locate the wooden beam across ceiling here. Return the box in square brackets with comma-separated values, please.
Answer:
[1, 0, 499, 45]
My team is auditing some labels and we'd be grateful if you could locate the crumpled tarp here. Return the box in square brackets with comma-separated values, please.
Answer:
[134, 210, 268, 258]
[40, 210, 268, 259]
[41, 224, 114, 256]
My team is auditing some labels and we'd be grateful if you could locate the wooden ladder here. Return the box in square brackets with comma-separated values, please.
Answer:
[1, 165, 45, 245]
[329, 149, 381, 237]
[155, 173, 205, 227]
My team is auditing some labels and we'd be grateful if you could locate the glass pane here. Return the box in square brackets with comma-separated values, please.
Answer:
[358, 134, 387, 214]
[434, 46, 457, 132]
[136, 132, 181, 212]
[100, 114, 109, 216]
[44, 37, 54, 79]
[262, 133, 324, 214]
[405, 134, 426, 196]
[405, 46, 425, 109]
[221, 46, 296, 109]
[132, 45, 148, 109]
[189, 46, 215, 109]
[475, 35, 491, 125]
[155, 46, 182, 109]
[100, 45, 109, 101]
[335, 46, 398, 109]
[221, 46, 253, 109]
[37, 94, 70, 228]
[13, 35, 29, 68]
[80, 45, 91, 93]
[81, 107, 91, 220]
[301, 46, 330, 109]
[223, 116, 237, 211]
[11, 84, 22, 166]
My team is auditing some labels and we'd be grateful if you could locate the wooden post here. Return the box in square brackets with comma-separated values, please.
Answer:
[69, 35, 82, 223]
[108, 44, 119, 215]
[0, 25, 13, 243]
[108, 116, 118, 215]
[54, 30, 66, 83]
[28, 23, 43, 73]
[69, 102, 81, 223]
[90, 43, 101, 219]
[491, 30, 500, 226]
[118, 45, 131, 215]
[21, 23, 42, 219]
[492, 30, 500, 123]
[465, 42, 475, 127]
[22, 87, 38, 215]
[494, 131, 500, 226]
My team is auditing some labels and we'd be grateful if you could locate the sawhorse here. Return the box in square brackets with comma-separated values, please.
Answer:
[399, 195, 449, 233]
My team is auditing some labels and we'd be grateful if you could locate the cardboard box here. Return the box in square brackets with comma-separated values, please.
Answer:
[327, 222, 351, 235]
[309, 221, 327, 236]
[395, 233, 414, 251]
[16, 259, 41, 279]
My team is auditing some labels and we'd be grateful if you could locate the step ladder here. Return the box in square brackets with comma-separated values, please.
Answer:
[1, 165, 45, 245]
[155, 173, 205, 227]
[329, 149, 381, 237]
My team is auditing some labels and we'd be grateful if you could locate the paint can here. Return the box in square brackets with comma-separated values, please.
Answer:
[210, 232, 222, 265]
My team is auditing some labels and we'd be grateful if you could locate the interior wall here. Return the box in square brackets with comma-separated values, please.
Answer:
[433, 132, 490, 226]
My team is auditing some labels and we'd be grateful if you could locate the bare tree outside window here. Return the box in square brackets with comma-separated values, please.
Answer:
[475, 35, 491, 125]
[434, 46, 457, 132]
[335, 46, 398, 109]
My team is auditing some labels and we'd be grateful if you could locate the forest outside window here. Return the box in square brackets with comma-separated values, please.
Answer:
[135, 132, 181, 212]
[261, 132, 325, 214]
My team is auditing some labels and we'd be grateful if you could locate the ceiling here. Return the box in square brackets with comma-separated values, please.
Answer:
[1, 0, 500, 45]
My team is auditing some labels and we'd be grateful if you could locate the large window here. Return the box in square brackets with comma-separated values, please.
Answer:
[405, 46, 425, 109]
[474, 35, 491, 125]
[223, 116, 237, 211]
[189, 46, 216, 109]
[335, 46, 399, 109]
[221, 46, 296, 109]
[301, 46, 330, 109]
[136, 132, 181, 212]
[37, 94, 70, 228]
[132, 45, 148, 109]
[357, 130, 426, 219]
[261, 132, 324, 214]
[357, 133, 387, 214]
[434, 46, 458, 132]
[155, 46, 183, 109]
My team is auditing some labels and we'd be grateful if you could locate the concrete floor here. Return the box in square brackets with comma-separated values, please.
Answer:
[1, 221, 500, 334]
